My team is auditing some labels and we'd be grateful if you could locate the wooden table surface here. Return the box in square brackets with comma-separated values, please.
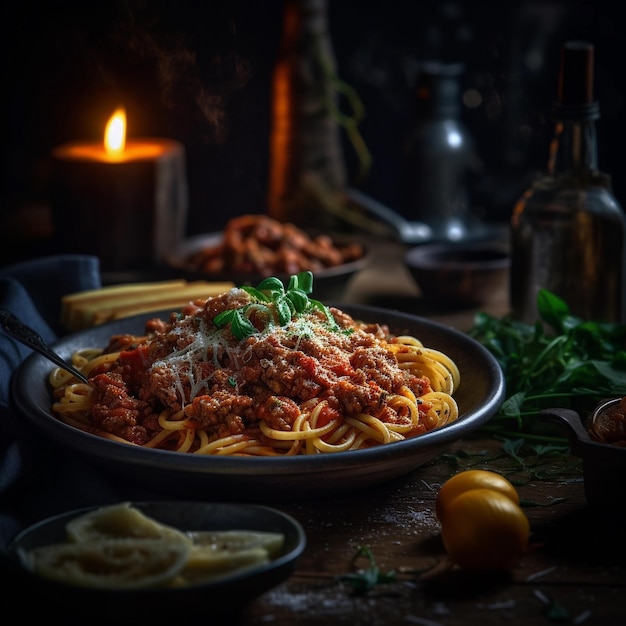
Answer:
[224, 238, 625, 626]
[4, 233, 624, 625]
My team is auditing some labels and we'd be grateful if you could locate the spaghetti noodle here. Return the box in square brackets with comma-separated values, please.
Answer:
[50, 273, 460, 456]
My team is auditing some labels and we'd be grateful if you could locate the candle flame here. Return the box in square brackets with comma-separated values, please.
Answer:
[104, 108, 126, 156]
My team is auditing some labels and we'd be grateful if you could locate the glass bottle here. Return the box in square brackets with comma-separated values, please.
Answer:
[510, 41, 626, 323]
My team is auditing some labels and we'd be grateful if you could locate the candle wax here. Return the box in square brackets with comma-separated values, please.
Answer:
[53, 139, 181, 162]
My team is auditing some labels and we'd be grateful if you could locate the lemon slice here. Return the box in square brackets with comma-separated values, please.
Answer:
[165, 531, 285, 586]
[66, 503, 191, 545]
[25, 538, 189, 589]
[21, 505, 287, 589]
[188, 530, 285, 557]
[169, 545, 270, 586]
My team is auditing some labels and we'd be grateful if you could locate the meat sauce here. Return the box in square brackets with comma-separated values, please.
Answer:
[79, 288, 433, 449]
[589, 396, 626, 446]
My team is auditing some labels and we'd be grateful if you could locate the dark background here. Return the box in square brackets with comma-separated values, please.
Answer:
[2, 0, 624, 258]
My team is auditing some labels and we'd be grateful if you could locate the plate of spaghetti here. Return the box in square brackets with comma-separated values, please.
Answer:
[166, 214, 369, 299]
[11, 272, 505, 500]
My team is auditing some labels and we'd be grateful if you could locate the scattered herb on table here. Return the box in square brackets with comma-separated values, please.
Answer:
[435, 436, 583, 487]
[336, 546, 397, 593]
[468, 289, 626, 443]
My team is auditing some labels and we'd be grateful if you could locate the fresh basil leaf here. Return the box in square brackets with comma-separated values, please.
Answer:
[256, 277, 285, 293]
[242, 286, 271, 301]
[286, 288, 309, 313]
[274, 297, 292, 326]
[230, 311, 258, 339]
[213, 309, 235, 327]
[308, 298, 336, 325]
[212, 272, 344, 342]
[295, 271, 313, 294]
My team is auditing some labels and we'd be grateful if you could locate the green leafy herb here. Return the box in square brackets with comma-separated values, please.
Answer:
[431, 434, 582, 485]
[468, 289, 626, 441]
[213, 308, 258, 339]
[213, 271, 338, 339]
[336, 546, 397, 593]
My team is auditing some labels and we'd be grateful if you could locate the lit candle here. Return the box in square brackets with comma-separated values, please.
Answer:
[49, 108, 188, 274]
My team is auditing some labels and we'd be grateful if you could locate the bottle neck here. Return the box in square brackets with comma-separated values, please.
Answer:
[547, 118, 599, 176]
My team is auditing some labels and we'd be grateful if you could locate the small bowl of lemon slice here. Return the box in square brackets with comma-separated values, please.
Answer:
[2, 501, 306, 620]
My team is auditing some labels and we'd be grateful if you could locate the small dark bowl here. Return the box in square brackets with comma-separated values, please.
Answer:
[541, 398, 626, 509]
[1, 501, 306, 620]
[405, 242, 509, 306]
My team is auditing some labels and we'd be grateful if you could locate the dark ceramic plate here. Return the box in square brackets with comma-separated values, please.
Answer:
[2, 501, 305, 620]
[166, 231, 370, 300]
[11, 305, 505, 501]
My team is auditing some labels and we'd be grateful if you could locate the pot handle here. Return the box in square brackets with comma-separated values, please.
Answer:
[540, 407, 592, 453]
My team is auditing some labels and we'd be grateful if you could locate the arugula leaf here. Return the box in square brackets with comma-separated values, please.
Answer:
[468, 289, 626, 441]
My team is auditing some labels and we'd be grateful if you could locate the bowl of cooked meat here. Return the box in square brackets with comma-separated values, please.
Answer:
[541, 397, 626, 509]
[167, 214, 369, 300]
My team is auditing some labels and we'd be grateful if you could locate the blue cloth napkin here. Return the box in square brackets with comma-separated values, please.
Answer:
[0, 255, 163, 552]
